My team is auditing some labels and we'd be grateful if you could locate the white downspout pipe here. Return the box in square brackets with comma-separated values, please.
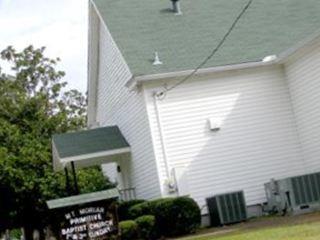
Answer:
[153, 92, 171, 180]
[153, 91, 178, 194]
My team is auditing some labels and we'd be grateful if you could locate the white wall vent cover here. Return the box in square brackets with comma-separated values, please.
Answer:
[208, 118, 222, 131]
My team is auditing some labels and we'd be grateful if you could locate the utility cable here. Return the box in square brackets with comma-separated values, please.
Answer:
[159, 0, 254, 96]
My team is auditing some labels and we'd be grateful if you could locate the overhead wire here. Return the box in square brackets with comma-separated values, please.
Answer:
[158, 0, 254, 96]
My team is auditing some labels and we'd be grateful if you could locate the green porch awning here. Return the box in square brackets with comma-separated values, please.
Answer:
[46, 188, 119, 209]
[52, 126, 130, 171]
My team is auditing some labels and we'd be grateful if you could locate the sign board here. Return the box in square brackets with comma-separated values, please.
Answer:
[47, 189, 119, 240]
[58, 202, 117, 240]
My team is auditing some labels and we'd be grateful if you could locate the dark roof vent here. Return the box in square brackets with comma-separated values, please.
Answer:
[171, 0, 182, 15]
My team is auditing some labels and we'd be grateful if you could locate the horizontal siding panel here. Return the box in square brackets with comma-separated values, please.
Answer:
[160, 115, 298, 136]
[159, 103, 292, 121]
[165, 141, 302, 161]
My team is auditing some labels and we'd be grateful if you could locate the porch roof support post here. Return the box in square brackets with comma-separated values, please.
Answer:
[64, 167, 72, 195]
[71, 161, 79, 195]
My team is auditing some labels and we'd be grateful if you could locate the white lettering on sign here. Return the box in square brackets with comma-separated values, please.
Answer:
[69, 213, 102, 225]
[59, 205, 116, 240]
[89, 220, 114, 230]
[79, 207, 104, 214]
[88, 227, 110, 238]
[61, 224, 87, 235]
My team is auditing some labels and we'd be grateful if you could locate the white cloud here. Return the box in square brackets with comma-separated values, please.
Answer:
[0, 0, 88, 92]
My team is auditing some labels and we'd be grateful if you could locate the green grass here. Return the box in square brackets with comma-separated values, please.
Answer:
[179, 213, 320, 240]
[192, 222, 320, 240]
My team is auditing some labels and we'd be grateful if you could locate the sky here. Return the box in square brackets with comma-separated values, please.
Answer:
[0, 0, 88, 93]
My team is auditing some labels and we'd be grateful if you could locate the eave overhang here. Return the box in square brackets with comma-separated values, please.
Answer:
[126, 29, 320, 89]
[52, 126, 130, 171]
[46, 188, 119, 209]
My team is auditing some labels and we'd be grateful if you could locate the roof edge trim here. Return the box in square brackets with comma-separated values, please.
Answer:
[46, 188, 119, 209]
[60, 147, 131, 163]
[132, 60, 274, 84]
[278, 28, 320, 63]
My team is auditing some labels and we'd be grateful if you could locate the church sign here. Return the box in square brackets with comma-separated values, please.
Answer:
[46, 189, 119, 240]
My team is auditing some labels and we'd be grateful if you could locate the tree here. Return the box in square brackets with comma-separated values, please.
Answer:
[0, 46, 114, 238]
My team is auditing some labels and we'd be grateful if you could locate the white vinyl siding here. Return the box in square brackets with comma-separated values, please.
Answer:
[144, 66, 304, 209]
[94, 16, 161, 199]
[285, 37, 320, 173]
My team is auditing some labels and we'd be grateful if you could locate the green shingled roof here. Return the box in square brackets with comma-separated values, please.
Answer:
[93, 0, 320, 76]
[46, 188, 119, 209]
[53, 126, 129, 159]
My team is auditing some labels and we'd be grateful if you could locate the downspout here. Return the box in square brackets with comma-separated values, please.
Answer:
[153, 92, 170, 179]
[153, 92, 177, 194]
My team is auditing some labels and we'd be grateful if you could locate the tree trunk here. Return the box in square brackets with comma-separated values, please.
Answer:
[23, 226, 34, 240]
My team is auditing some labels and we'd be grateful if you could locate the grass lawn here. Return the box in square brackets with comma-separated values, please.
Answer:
[176, 212, 320, 240]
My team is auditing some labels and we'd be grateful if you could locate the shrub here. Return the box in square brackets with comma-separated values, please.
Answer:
[117, 199, 146, 221]
[119, 220, 138, 240]
[135, 215, 156, 240]
[128, 197, 201, 237]
[10, 229, 22, 239]
[170, 197, 201, 235]
[128, 201, 154, 220]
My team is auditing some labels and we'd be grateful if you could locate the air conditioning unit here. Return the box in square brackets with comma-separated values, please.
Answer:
[265, 172, 320, 215]
[206, 191, 247, 226]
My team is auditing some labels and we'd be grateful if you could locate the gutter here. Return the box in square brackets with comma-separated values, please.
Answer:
[277, 28, 320, 64]
[127, 59, 277, 89]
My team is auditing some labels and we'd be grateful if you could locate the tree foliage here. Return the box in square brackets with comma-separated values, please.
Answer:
[0, 46, 113, 232]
